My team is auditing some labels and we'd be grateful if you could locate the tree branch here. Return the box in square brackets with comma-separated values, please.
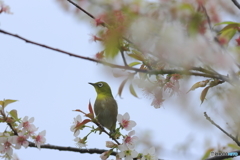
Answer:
[204, 112, 240, 146]
[232, 0, 240, 10]
[67, 0, 95, 19]
[28, 142, 117, 155]
[0, 29, 230, 82]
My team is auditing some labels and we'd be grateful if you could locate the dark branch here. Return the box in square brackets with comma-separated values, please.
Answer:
[67, 0, 95, 19]
[120, 50, 128, 66]
[204, 112, 240, 146]
[232, 0, 240, 10]
[0, 29, 230, 81]
[28, 142, 117, 155]
[67, 0, 106, 27]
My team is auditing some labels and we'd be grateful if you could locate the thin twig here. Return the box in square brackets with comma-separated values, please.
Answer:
[67, 0, 95, 19]
[120, 50, 128, 66]
[204, 112, 240, 146]
[67, 0, 106, 27]
[232, 0, 240, 10]
[200, 5, 212, 30]
[0, 29, 230, 81]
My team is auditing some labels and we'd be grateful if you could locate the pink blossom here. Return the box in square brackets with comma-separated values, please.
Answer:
[89, 34, 103, 42]
[34, 130, 46, 149]
[70, 115, 82, 137]
[151, 89, 164, 109]
[18, 116, 38, 135]
[0, 135, 14, 156]
[95, 16, 104, 26]
[0, 1, 12, 14]
[11, 132, 29, 149]
[117, 113, 136, 131]
[123, 130, 138, 149]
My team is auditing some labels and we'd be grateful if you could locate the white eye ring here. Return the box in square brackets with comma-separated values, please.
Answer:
[98, 83, 103, 87]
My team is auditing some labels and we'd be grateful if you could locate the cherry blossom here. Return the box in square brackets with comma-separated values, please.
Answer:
[123, 130, 138, 149]
[11, 153, 20, 160]
[118, 144, 138, 160]
[117, 113, 136, 131]
[33, 130, 46, 149]
[94, 16, 104, 26]
[0, 1, 12, 14]
[70, 115, 82, 137]
[0, 135, 14, 157]
[141, 147, 157, 160]
[11, 132, 29, 149]
[89, 34, 103, 42]
[18, 116, 38, 134]
[74, 137, 87, 148]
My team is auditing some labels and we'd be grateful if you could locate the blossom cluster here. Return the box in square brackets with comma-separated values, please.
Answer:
[71, 111, 158, 160]
[116, 113, 157, 160]
[0, 116, 46, 159]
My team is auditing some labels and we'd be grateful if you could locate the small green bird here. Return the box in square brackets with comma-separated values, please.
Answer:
[89, 81, 118, 133]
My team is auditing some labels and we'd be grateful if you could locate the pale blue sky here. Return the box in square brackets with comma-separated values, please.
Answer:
[0, 1, 230, 160]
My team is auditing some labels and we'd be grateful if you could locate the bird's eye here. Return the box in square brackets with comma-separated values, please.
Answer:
[98, 83, 103, 87]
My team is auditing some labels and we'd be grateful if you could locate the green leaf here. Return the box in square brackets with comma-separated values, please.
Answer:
[220, 24, 240, 33]
[179, 3, 194, 12]
[215, 21, 240, 26]
[9, 109, 18, 121]
[2, 99, 17, 108]
[104, 29, 121, 59]
[200, 87, 210, 104]
[128, 62, 141, 67]
[118, 78, 128, 98]
[228, 143, 240, 150]
[188, 12, 204, 35]
[129, 83, 138, 98]
[128, 52, 144, 61]
[217, 24, 239, 44]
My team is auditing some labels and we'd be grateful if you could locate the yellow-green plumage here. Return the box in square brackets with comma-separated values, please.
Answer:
[89, 81, 118, 133]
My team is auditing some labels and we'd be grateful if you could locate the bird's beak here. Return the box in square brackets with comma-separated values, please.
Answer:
[88, 82, 95, 86]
